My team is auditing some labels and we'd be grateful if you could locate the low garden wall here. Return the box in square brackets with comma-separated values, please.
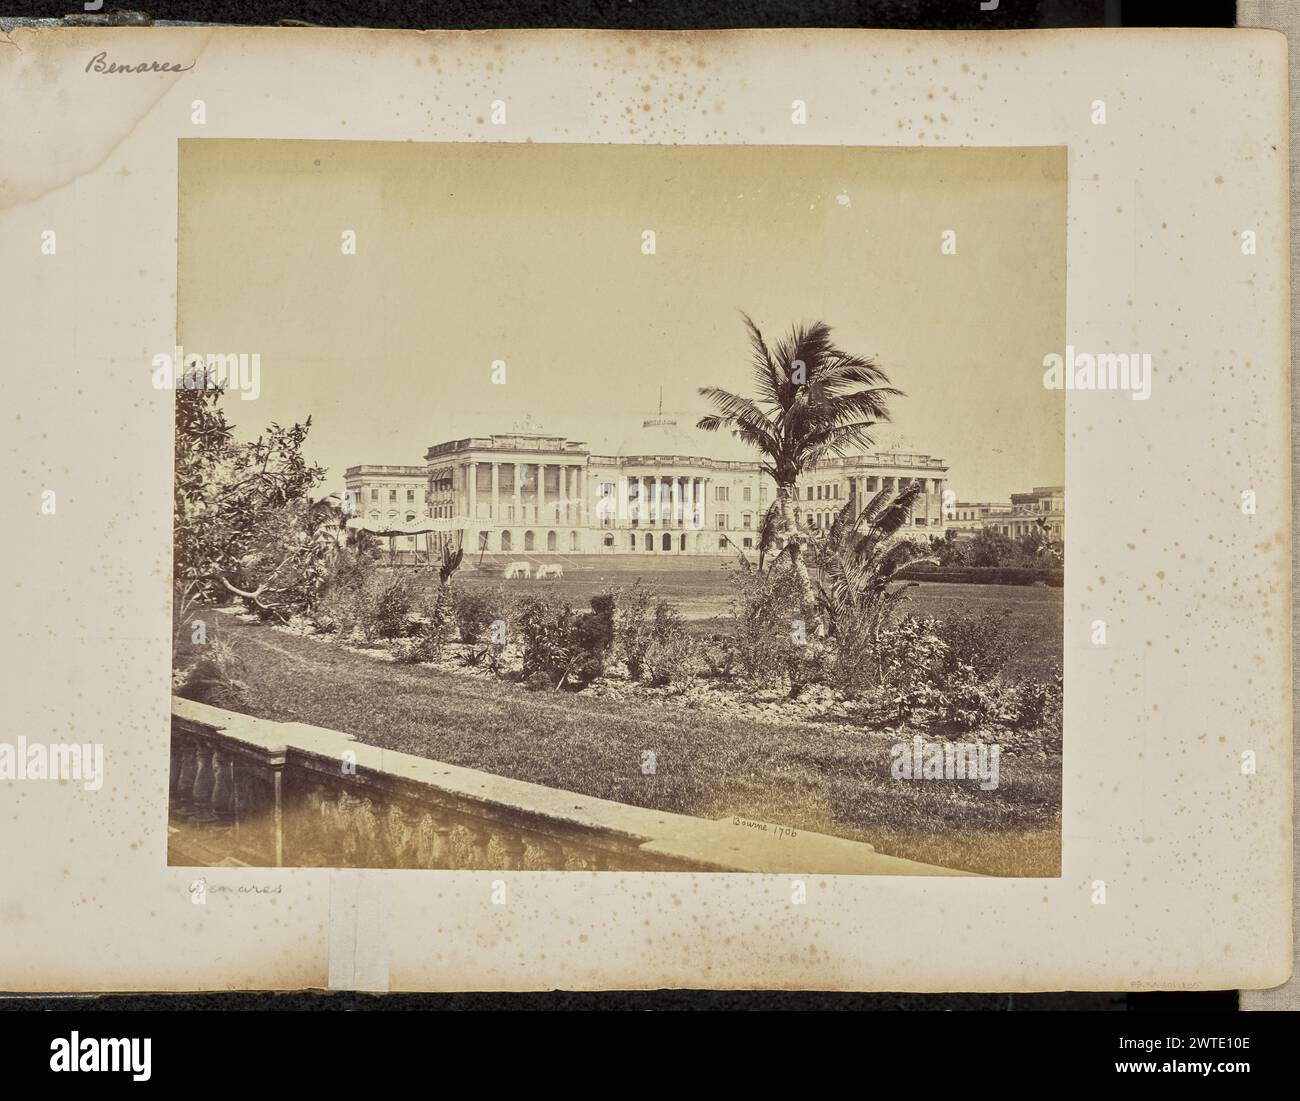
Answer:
[169, 697, 971, 876]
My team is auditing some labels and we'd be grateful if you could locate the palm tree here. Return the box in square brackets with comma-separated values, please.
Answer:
[697, 313, 901, 619]
[722, 501, 783, 572]
[815, 480, 938, 682]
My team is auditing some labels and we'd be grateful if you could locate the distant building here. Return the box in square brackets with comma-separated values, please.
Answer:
[951, 485, 1064, 542]
[346, 419, 950, 556]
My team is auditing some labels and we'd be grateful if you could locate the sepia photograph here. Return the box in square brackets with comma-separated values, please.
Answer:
[0, 2, 1292, 1040]
[169, 140, 1065, 876]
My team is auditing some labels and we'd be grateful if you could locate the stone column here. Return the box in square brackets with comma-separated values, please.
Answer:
[512, 463, 522, 525]
[467, 461, 477, 521]
[671, 477, 681, 527]
[536, 462, 546, 524]
[491, 462, 500, 521]
[577, 465, 587, 526]
[645, 476, 657, 524]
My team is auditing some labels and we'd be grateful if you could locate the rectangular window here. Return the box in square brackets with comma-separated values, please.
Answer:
[760, 486, 768, 502]
[816, 485, 822, 500]
[743, 486, 751, 502]
[742, 538, 753, 549]
[833, 484, 840, 499]
[389, 489, 397, 502]
[407, 489, 415, 502]
[716, 486, 729, 502]
[806, 486, 813, 500]
[742, 513, 752, 529]
[717, 513, 728, 529]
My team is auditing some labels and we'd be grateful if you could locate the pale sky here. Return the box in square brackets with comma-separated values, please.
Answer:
[178, 140, 1065, 502]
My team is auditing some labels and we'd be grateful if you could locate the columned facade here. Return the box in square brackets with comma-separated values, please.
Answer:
[349, 435, 954, 557]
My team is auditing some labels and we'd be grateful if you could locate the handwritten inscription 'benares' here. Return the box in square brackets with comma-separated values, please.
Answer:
[85, 51, 195, 74]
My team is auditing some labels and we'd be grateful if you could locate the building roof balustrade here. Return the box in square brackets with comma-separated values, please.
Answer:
[345, 464, 427, 477]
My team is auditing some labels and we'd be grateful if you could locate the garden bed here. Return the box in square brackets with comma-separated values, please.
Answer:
[175, 609, 1062, 877]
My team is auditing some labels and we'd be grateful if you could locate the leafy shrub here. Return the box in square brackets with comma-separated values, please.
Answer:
[873, 615, 948, 712]
[367, 572, 420, 640]
[615, 586, 700, 688]
[575, 594, 617, 668]
[517, 593, 571, 685]
[640, 603, 699, 688]
[728, 566, 807, 686]
[395, 592, 454, 664]
[394, 625, 445, 664]
[517, 592, 616, 689]
[784, 639, 830, 699]
[699, 634, 738, 678]
[1011, 663, 1063, 735]
[936, 663, 1019, 731]
[933, 609, 1016, 681]
[451, 585, 513, 644]
[311, 570, 418, 642]
[614, 581, 656, 682]
[310, 583, 363, 636]
[727, 566, 831, 697]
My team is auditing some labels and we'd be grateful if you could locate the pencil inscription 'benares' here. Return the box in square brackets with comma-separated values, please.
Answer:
[84, 51, 195, 74]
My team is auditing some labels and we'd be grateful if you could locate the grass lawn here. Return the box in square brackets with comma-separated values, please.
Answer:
[179, 613, 1062, 877]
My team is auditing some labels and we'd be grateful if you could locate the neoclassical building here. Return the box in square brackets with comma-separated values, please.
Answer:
[950, 486, 1065, 541]
[346, 422, 949, 557]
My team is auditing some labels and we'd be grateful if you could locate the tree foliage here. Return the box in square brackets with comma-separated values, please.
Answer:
[697, 313, 899, 621]
[173, 374, 332, 624]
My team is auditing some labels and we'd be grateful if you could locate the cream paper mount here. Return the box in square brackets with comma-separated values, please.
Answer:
[0, 26, 1290, 992]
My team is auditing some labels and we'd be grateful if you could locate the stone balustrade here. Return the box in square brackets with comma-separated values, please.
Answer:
[169, 697, 972, 875]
